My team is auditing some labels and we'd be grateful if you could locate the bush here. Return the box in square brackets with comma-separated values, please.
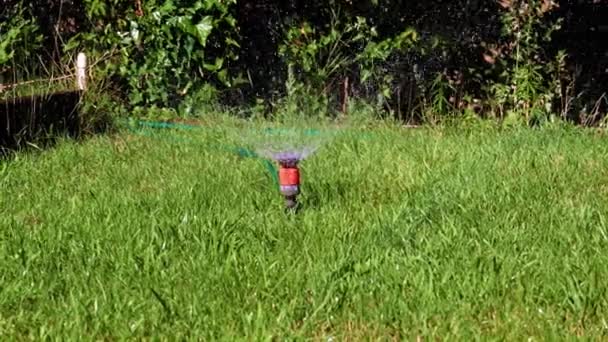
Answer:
[64, 0, 241, 112]
[485, 0, 564, 125]
[0, 0, 605, 126]
[0, 4, 42, 78]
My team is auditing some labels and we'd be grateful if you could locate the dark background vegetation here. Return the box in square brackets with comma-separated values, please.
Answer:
[1, 0, 607, 125]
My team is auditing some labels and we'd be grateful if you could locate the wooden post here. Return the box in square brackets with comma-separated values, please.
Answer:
[76, 52, 87, 91]
[341, 76, 349, 115]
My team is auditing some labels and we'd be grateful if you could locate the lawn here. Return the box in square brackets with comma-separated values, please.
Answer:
[1, 118, 608, 339]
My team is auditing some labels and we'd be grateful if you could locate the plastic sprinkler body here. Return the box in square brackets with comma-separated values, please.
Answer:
[278, 159, 300, 210]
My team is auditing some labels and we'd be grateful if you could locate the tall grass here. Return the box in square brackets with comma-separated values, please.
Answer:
[1, 119, 608, 339]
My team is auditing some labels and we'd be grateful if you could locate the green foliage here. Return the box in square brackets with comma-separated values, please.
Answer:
[420, 73, 457, 124]
[356, 27, 420, 115]
[65, 0, 240, 112]
[279, 12, 374, 90]
[488, 0, 564, 124]
[0, 0, 598, 126]
[0, 5, 43, 75]
[356, 27, 418, 85]
[279, 9, 418, 110]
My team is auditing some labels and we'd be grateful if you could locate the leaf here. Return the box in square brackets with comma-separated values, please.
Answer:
[191, 1, 205, 11]
[225, 37, 240, 48]
[177, 16, 214, 47]
[361, 69, 372, 82]
[130, 24, 140, 44]
[224, 16, 237, 28]
[217, 69, 230, 87]
[87, 0, 107, 18]
[203, 57, 224, 72]
[160, 0, 176, 14]
[194, 16, 214, 47]
[63, 36, 81, 52]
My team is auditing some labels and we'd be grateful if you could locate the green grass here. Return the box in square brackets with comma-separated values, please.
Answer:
[2, 119, 608, 339]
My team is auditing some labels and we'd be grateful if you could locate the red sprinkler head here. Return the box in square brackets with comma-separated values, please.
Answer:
[260, 149, 314, 211]
[278, 159, 301, 210]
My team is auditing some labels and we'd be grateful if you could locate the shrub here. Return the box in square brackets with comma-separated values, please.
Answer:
[0, 4, 42, 78]
[64, 0, 241, 113]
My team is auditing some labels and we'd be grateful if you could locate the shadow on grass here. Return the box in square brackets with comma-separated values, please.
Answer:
[0, 91, 87, 159]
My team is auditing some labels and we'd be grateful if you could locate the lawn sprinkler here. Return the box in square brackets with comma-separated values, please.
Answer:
[257, 149, 316, 211]
[278, 156, 301, 210]
[252, 127, 327, 211]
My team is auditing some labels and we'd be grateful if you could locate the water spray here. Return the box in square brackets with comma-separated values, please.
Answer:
[126, 120, 334, 211]
[253, 128, 328, 211]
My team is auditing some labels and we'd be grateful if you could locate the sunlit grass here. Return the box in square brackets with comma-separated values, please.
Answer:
[1, 120, 608, 339]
